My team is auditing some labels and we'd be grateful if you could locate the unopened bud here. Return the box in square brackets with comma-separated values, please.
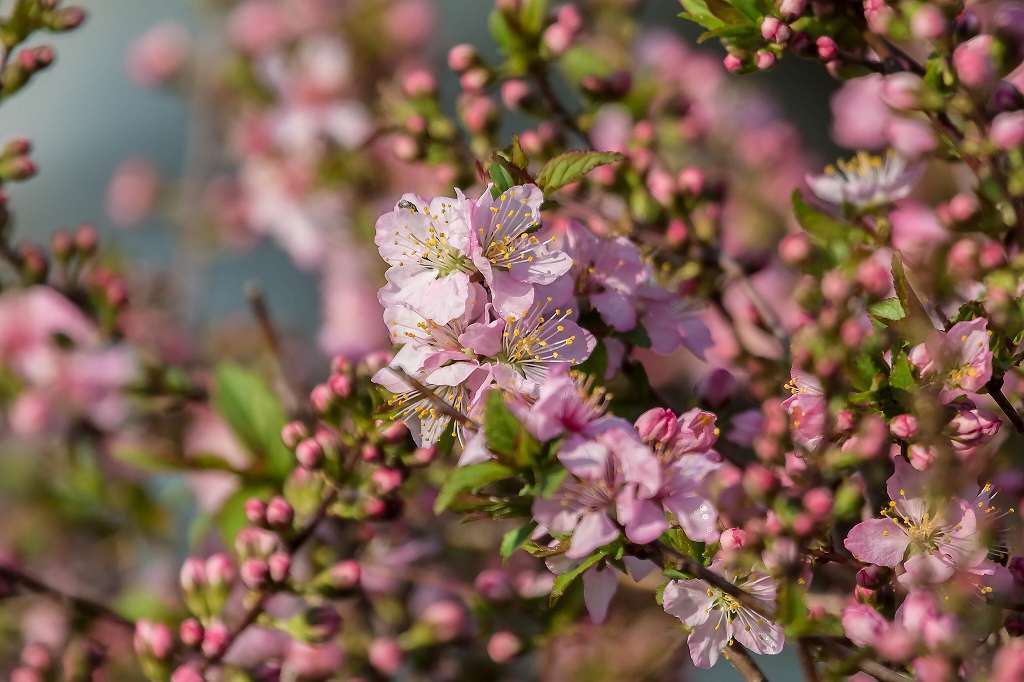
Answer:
[268, 552, 291, 583]
[201, 621, 229, 657]
[296, 438, 324, 469]
[240, 558, 269, 590]
[281, 420, 308, 449]
[889, 414, 919, 439]
[719, 527, 748, 550]
[179, 618, 204, 647]
[634, 407, 679, 444]
[244, 497, 267, 525]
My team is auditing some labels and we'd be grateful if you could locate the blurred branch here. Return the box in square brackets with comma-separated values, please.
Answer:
[0, 564, 134, 630]
[246, 282, 303, 414]
[722, 643, 769, 682]
[986, 375, 1024, 433]
[529, 62, 592, 148]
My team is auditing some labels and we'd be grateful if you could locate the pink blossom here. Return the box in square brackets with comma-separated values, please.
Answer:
[663, 563, 784, 668]
[782, 370, 826, 450]
[953, 35, 996, 90]
[843, 456, 1007, 588]
[890, 201, 947, 266]
[831, 75, 890, 149]
[946, 402, 1001, 460]
[106, 158, 160, 227]
[468, 184, 571, 317]
[532, 419, 661, 558]
[909, 317, 993, 401]
[841, 603, 888, 647]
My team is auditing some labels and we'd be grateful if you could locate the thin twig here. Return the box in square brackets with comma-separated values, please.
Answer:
[721, 643, 769, 682]
[986, 376, 1024, 433]
[810, 637, 912, 682]
[201, 487, 340, 670]
[0, 564, 134, 630]
[386, 367, 478, 428]
[529, 62, 592, 148]
[797, 639, 821, 682]
[718, 252, 789, 349]
[245, 282, 302, 413]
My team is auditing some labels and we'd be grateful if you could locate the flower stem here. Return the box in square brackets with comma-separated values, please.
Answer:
[722, 643, 769, 682]
[0, 564, 134, 630]
[985, 376, 1024, 433]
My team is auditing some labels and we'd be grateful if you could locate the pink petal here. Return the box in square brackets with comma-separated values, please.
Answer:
[663, 579, 714, 627]
[566, 510, 619, 559]
[687, 614, 731, 669]
[582, 566, 619, 624]
[843, 518, 909, 567]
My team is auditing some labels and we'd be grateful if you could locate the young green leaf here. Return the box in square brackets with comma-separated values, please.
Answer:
[484, 391, 540, 466]
[536, 151, 623, 194]
[500, 521, 538, 560]
[213, 363, 293, 480]
[434, 461, 516, 514]
[791, 190, 850, 244]
[549, 548, 608, 605]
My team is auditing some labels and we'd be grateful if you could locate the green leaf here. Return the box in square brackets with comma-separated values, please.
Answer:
[697, 24, 760, 43]
[889, 351, 916, 391]
[536, 151, 624, 194]
[549, 548, 607, 605]
[509, 135, 528, 170]
[576, 339, 608, 381]
[489, 161, 516, 197]
[890, 253, 933, 341]
[213, 363, 293, 479]
[434, 461, 516, 514]
[723, 0, 762, 22]
[791, 190, 850, 244]
[777, 583, 811, 635]
[660, 529, 704, 563]
[678, 0, 726, 29]
[501, 521, 538, 560]
[484, 391, 540, 466]
[519, 0, 548, 35]
[867, 297, 906, 322]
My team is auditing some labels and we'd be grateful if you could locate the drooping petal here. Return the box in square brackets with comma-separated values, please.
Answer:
[665, 493, 720, 544]
[616, 488, 669, 545]
[687, 614, 731, 669]
[582, 566, 619, 624]
[733, 609, 785, 655]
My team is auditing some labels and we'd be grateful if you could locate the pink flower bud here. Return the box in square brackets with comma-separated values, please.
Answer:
[487, 631, 522, 663]
[755, 50, 776, 70]
[634, 407, 679, 445]
[816, 36, 837, 61]
[719, 527, 748, 550]
[953, 35, 996, 90]
[979, 240, 1006, 269]
[371, 467, 404, 494]
[743, 463, 778, 497]
[134, 620, 173, 659]
[205, 552, 235, 587]
[542, 23, 574, 56]
[991, 111, 1024, 151]
[882, 73, 922, 111]
[296, 438, 324, 469]
[329, 560, 361, 590]
[948, 404, 1001, 459]
[666, 217, 688, 245]
[475, 569, 514, 601]
[244, 497, 266, 525]
[401, 68, 436, 98]
[171, 665, 204, 682]
[779, 232, 811, 264]
[912, 655, 952, 682]
[265, 496, 293, 528]
[923, 613, 958, 649]
[890, 414, 919, 439]
[127, 23, 189, 87]
[698, 367, 736, 407]
[723, 54, 743, 73]
[761, 17, 782, 41]
[911, 5, 946, 40]
[240, 558, 269, 589]
[947, 192, 979, 222]
[461, 94, 496, 133]
[677, 166, 705, 195]
[310, 384, 333, 413]
[379, 420, 407, 443]
[841, 603, 888, 647]
[908, 443, 937, 470]
[281, 420, 308, 449]
[369, 637, 404, 674]
[779, 0, 805, 19]
[556, 4, 583, 33]
[328, 372, 351, 398]
[179, 557, 206, 592]
[447, 44, 477, 72]
[803, 487, 833, 518]
[856, 258, 891, 297]
[421, 600, 466, 642]
[201, 621, 229, 658]
[500, 78, 530, 110]
[361, 443, 380, 462]
[413, 445, 437, 464]
[268, 552, 291, 583]
[947, 238, 979, 279]
[179, 618, 204, 647]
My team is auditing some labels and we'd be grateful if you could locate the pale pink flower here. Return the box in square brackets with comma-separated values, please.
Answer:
[468, 184, 572, 317]
[806, 151, 922, 209]
[375, 191, 474, 324]
[106, 158, 160, 227]
[947, 402, 1001, 460]
[782, 370, 827, 450]
[843, 456, 1008, 588]
[126, 23, 190, 87]
[831, 75, 890, 149]
[532, 419, 661, 559]
[663, 563, 784, 668]
[909, 317, 993, 402]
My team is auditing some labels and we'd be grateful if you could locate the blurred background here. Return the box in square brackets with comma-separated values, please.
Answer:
[0, 1, 844, 678]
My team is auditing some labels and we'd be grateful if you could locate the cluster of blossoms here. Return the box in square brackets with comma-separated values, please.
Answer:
[4, 0, 1024, 681]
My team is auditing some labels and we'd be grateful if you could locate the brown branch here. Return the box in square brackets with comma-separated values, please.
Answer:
[986, 376, 1024, 433]
[798, 638, 821, 682]
[245, 282, 302, 413]
[718, 252, 789, 349]
[0, 564, 134, 630]
[722, 643, 769, 682]
[809, 637, 912, 682]
[529, 62, 592, 148]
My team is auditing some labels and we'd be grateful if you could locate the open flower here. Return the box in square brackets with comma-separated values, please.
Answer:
[468, 184, 572, 317]
[806, 150, 922, 209]
[843, 456, 1009, 588]
[375, 191, 475, 324]
[782, 369, 826, 450]
[663, 563, 784, 668]
[909, 317, 992, 402]
[532, 419, 660, 559]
